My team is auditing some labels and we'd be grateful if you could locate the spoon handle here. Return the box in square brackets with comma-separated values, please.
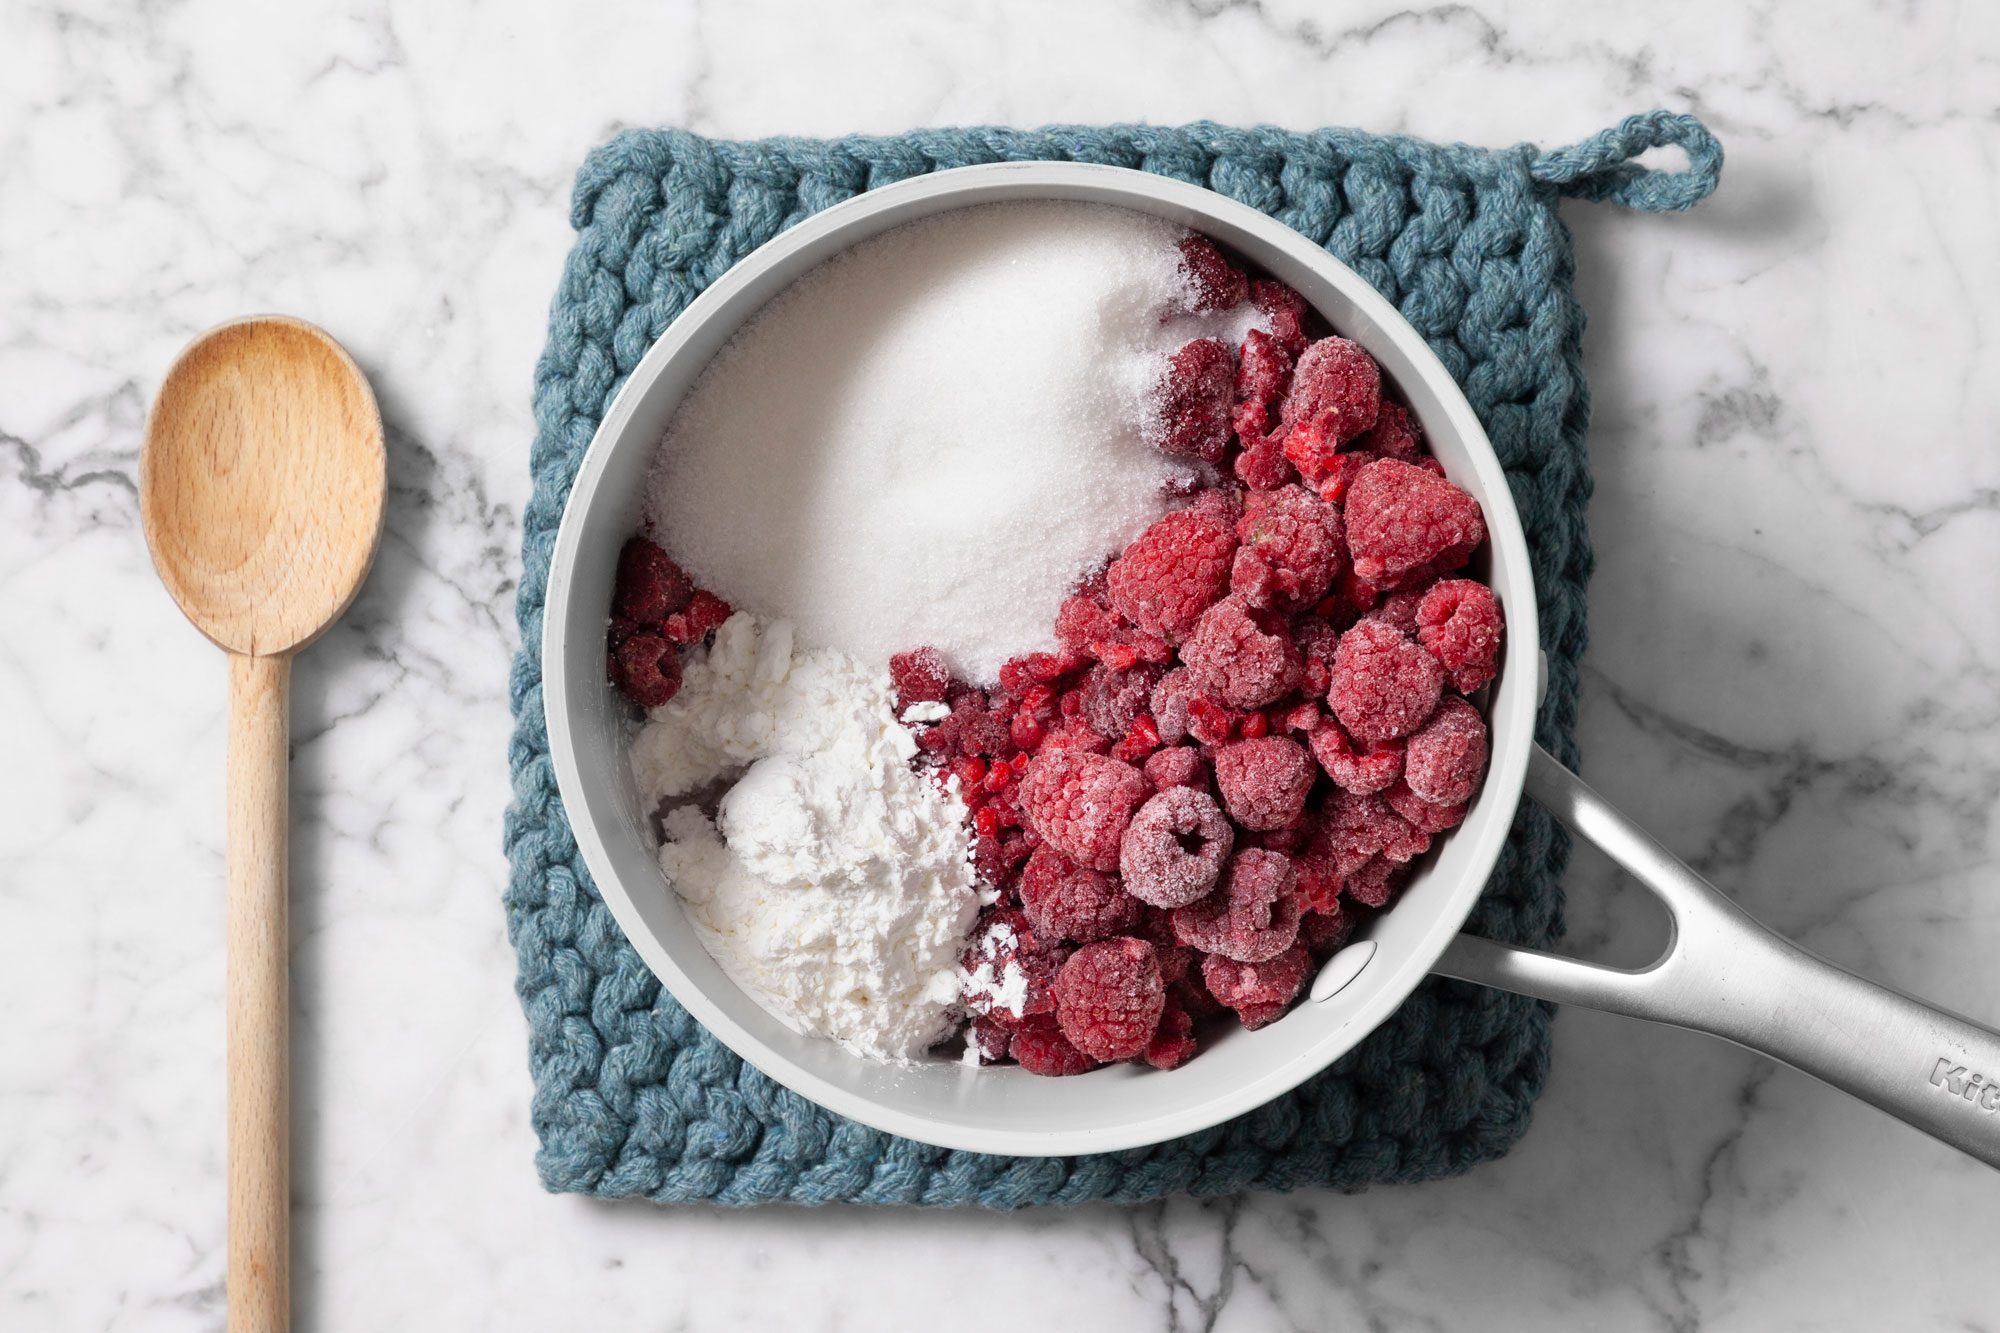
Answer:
[227, 652, 290, 1332]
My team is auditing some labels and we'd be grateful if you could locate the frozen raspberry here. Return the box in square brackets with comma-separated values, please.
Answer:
[1403, 696, 1488, 806]
[1232, 484, 1345, 613]
[1185, 695, 1241, 747]
[964, 1014, 1013, 1064]
[1342, 854, 1412, 908]
[1143, 1005, 1199, 1070]
[1312, 452, 1375, 506]
[1328, 618, 1445, 743]
[1018, 749, 1149, 871]
[1349, 399, 1422, 464]
[1181, 596, 1302, 709]
[1251, 278, 1310, 355]
[1056, 581, 1122, 653]
[1416, 579, 1504, 694]
[1384, 778, 1468, 834]
[1202, 943, 1311, 1018]
[1291, 817, 1348, 912]
[890, 646, 951, 706]
[1175, 234, 1249, 313]
[1149, 668, 1201, 744]
[613, 537, 695, 625]
[1306, 720, 1404, 795]
[1280, 337, 1381, 483]
[609, 632, 682, 709]
[1054, 937, 1166, 1062]
[1142, 745, 1207, 792]
[1081, 662, 1166, 739]
[1040, 719, 1112, 755]
[1019, 845, 1143, 944]
[1370, 586, 1428, 636]
[1108, 713, 1163, 763]
[1171, 849, 1301, 963]
[946, 691, 1013, 758]
[1300, 902, 1356, 954]
[1344, 458, 1486, 589]
[1232, 322, 1296, 418]
[1105, 497, 1238, 643]
[662, 589, 732, 645]
[1150, 338, 1236, 463]
[1233, 436, 1296, 490]
[1322, 788, 1431, 867]
[959, 908, 1066, 1024]
[1212, 736, 1314, 831]
[1292, 615, 1340, 695]
[1008, 1013, 1099, 1075]
[1120, 786, 1234, 908]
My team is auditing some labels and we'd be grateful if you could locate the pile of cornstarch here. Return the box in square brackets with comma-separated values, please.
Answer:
[628, 611, 981, 1062]
[648, 201, 1263, 685]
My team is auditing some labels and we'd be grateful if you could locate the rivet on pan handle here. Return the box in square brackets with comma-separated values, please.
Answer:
[1436, 744, 2000, 1169]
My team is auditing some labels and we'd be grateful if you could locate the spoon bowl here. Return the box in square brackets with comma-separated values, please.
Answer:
[142, 316, 384, 655]
[141, 315, 384, 1333]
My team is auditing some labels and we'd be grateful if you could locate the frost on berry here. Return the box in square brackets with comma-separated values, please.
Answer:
[1300, 902, 1356, 954]
[1342, 854, 1412, 908]
[1231, 484, 1345, 613]
[1175, 234, 1249, 313]
[1306, 719, 1404, 795]
[1019, 844, 1143, 944]
[613, 537, 695, 625]
[1017, 748, 1149, 871]
[1403, 696, 1488, 806]
[1202, 943, 1311, 1022]
[1081, 662, 1166, 739]
[1344, 458, 1486, 589]
[1120, 786, 1234, 908]
[1211, 736, 1314, 831]
[1327, 618, 1445, 743]
[1251, 278, 1310, 356]
[1053, 937, 1166, 1062]
[1180, 596, 1302, 709]
[1008, 1013, 1099, 1075]
[1384, 778, 1468, 834]
[1149, 337, 1237, 463]
[1105, 496, 1239, 643]
[1232, 436, 1296, 491]
[1150, 667, 1201, 744]
[1171, 849, 1302, 963]
[1370, 586, 1428, 637]
[1280, 337, 1381, 484]
[1416, 578, 1504, 694]
[662, 589, 733, 645]
[1143, 1005, 1199, 1070]
[1321, 788, 1430, 868]
[1141, 744, 1206, 793]
[890, 646, 952, 706]
[1231, 325, 1296, 443]
[610, 632, 682, 709]
[1349, 399, 1422, 464]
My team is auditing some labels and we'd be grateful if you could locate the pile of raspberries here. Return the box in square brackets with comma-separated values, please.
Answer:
[904, 234, 1506, 1076]
[606, 536, 733, 708]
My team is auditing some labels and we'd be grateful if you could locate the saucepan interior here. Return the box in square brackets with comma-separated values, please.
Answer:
[543, 163, 1540, 1157]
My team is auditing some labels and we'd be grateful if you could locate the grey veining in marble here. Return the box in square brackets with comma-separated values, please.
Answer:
[4, 1, 1997, 1328]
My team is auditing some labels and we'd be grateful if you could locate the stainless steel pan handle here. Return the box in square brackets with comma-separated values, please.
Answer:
[1437, 744, 2000, 1168]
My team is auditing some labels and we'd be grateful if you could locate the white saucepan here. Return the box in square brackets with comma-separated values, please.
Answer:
[541, 163, 2000, 1165]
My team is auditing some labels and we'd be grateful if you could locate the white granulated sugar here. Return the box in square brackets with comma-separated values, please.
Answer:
[629, 611, 980, 1062]
[648, 200, 1265, 684]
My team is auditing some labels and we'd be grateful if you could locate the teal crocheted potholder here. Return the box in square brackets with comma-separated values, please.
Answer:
[504, 114, 1722, 1207]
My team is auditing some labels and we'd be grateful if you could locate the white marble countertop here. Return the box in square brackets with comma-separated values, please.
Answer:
[6, 1, 1998, 1328]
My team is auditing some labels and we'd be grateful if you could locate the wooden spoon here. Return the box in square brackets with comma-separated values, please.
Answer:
[140, 317, 385, 1333]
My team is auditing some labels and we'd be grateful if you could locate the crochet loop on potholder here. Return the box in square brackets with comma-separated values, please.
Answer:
[505, 113, 1720, 1207]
